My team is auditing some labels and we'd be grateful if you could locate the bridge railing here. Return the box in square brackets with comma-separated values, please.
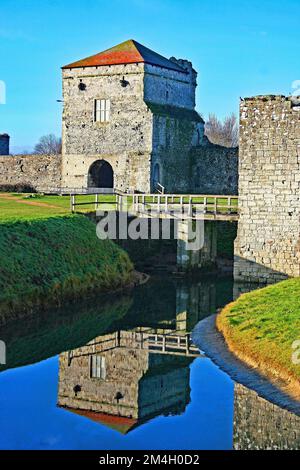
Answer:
[70, 191, 239, 219]
[67, 330, 201, 364]
[156, 182, 165, 194]
[36, 186, 115, 195]
[130, 193, 239, 219]
[70, 192, 118, 213]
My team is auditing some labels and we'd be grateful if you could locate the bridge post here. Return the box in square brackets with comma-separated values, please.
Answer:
[70, 194, 75, 213]
[176, 220, 217, 272]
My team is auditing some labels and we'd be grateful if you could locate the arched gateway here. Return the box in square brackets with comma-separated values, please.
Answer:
[88, 160, 114, 189]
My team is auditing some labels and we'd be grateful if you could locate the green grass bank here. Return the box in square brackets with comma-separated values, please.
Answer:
[0, 214, 134, 324]
[217, 278, 300, 397]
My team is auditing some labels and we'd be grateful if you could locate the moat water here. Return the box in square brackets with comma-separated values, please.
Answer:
[0, 275, 299, 450]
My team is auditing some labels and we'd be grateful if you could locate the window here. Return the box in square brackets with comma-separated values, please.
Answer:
[94, 99, 110, 122]
[90, 355, 106, 379]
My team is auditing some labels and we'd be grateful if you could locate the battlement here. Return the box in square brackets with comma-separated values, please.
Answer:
[242, 94, 300, 102]
[241, 95, 300, 110]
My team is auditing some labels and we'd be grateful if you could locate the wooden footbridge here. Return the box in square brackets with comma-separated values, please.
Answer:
[70, 190, 239, 221]
[67, 188, 239, 270]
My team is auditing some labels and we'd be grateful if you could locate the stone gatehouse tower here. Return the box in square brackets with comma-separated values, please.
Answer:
[61, 39, 203, 193]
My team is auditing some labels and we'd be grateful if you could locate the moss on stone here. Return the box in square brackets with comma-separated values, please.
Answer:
[146, 102, 203, 122]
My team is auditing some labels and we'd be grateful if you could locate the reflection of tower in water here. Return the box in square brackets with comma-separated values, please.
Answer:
[58, 305, 202, 434]
[234, 383, 300, 450]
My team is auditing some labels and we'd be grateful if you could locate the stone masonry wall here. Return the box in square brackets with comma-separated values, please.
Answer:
[144, 60, 196, 110]
[189, 143, 238, 195]
[0, 154, 62, 191]
[62, 63, 153, 192]
[151, 108, 202, 192]
[234, 95, 300, 283]
[145, 59, 199, 192]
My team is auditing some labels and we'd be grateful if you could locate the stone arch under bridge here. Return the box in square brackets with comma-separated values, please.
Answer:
[88, 159, 114, 189]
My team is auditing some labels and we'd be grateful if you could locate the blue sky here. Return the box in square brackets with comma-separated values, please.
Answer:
[0, 356, 233, 450]
[0, 0, 299, 151]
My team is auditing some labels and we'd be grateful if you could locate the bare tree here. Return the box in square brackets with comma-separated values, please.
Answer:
[205, 113, 238, 148]
[34, 134, 62, 154]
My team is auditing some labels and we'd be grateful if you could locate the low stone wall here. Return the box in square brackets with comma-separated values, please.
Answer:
[189, 144, 238, 195]
[0, 154, 62, 191]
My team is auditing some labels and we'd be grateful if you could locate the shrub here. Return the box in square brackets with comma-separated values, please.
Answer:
[0, 183, 36, 193]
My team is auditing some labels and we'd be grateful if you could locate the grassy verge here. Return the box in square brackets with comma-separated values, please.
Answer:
[0, 295, 132, 372]
[0, 192, 116, 221]
[0, 214, 134, 324]
[217, 278, 300, 397]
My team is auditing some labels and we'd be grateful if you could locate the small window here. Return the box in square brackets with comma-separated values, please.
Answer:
[94, 99, 110, 122]
[90, 355, 106, 379]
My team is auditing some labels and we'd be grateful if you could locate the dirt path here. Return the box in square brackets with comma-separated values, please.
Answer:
[0, 194, 63, 210]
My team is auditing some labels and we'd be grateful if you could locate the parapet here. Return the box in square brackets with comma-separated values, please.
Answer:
[241, 95, 300, 108]
[169, 57, 197, 84]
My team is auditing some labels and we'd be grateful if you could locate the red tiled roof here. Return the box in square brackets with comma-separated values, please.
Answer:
[62, 39, 186, 73]
[63, 407, 138, 434]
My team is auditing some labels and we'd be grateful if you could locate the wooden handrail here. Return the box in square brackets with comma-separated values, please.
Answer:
[70, 192, 239, 217]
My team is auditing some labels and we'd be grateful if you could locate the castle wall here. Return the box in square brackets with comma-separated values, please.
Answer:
[234, 383, 300, 450]
[144, 61, 196, 110]
[189, 144, 238, 195]
[0, 154, 62, 191]
[144, 61, 199, 192]
[62, 63, 153, 192]
[234, 95, 300, 283]
[151, 111, 198, 192]
[62, 152, 150, 193]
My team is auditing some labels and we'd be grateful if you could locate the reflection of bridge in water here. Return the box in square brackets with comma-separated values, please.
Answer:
[67, 329, 201, 366]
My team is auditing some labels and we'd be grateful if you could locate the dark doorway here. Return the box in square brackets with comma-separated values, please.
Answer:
[88, 160, 114, 189]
